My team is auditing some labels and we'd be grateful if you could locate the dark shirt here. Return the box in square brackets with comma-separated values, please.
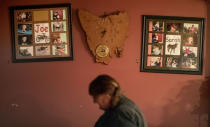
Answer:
[94, 96, 147, 127]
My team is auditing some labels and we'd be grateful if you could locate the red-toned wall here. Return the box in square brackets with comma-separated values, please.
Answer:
[206, 1, 210, 76]
[0, 0, 208, 127]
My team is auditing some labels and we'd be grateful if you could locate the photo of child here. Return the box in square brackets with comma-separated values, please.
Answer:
[51, 9, 65, 20]
[166, 57, 179, 68]
[182, 58, 197, 69]
[152, 44, 162, 55]
[52, 44, 68, 56]
[148, 33, 163, 43]
[184, 23, 199, 34]
[183, 34, 198, 46]
[147, 56, 162, 67]
[16, 12, 32, 22]
[18, 35, 32, 45]
[51, 33, 67, 44]
[183, 46, 197, 58]
[185, 36, 194, 45]
[167, 23, 181, 33]
[18, 24, 32, 34]
[148, 44, 162, 55]
[51, 21, 66, 32]
[149, 21, 164, 32]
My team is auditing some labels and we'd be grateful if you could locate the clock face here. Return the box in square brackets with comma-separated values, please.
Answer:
[96, 45, 109, 58]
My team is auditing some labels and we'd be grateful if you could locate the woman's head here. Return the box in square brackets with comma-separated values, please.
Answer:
[89, 74, 121, 110]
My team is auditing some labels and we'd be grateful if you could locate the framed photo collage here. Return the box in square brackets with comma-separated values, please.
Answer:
[141, 15, 205, 74]
[10, 4, 73, 62]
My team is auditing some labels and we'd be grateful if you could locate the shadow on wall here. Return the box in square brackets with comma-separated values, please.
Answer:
[155, 79, 208, 127]
[196, 76, 210, 127]
[198, 77, 210, 113]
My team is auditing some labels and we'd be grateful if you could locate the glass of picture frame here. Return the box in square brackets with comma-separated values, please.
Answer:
[140, 15, 205, 75]
[10, 3, 73, 62]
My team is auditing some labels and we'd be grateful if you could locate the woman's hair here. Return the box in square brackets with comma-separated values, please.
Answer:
[89, 74, 122, 108]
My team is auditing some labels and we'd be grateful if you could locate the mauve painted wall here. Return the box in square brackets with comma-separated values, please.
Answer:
[0, 0, 208, 127]
[206, 1, 210, 76]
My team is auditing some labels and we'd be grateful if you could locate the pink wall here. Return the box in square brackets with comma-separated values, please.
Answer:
[0, 0, 208, 127]
[206, 1, 210, 76]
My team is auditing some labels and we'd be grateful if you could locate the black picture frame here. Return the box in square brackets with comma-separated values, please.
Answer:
[140, 15, 205, 75]
[10, 3, 73, 63]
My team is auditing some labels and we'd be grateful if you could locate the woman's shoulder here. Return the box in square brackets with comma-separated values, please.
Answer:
[114, 96, 139, 117]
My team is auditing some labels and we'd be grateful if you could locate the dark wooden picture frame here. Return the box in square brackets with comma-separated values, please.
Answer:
[141, 15, 205, 75]
[10, 3, 73, 63]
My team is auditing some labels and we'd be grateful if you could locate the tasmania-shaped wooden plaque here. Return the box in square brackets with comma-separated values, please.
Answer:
[78, 9, 129, 64]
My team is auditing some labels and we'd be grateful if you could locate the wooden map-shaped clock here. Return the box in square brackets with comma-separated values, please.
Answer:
[78, 9, 129, 64]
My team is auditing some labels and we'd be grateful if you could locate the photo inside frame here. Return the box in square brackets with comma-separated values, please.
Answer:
[141, 15, 204, 74]
[10, 4, 73, 62]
